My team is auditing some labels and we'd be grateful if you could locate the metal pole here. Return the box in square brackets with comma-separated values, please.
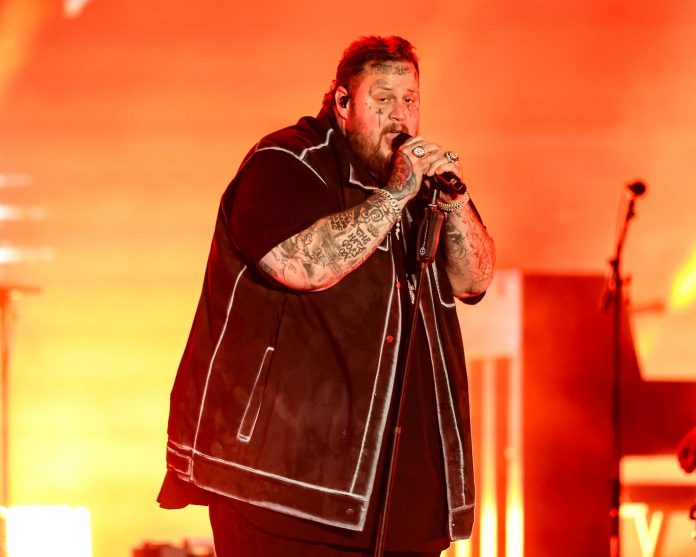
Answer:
[608, 258, 622, 557]
[603, 188, 644, 557]
[373, 187, 445, 556]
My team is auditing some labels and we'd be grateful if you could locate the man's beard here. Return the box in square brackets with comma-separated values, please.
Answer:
[346, 128, 391, 183]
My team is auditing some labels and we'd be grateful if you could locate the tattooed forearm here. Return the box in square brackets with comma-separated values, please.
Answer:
[259, 192, 403, 291]
[329, 213, 350, 232]
[385, 153, 417, 200]
[443, 205, 496, 296]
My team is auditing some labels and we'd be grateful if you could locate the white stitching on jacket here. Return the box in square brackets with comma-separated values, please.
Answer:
[191, 266, 248, 452]
[349, 245, 399, 493]
[196, 449, 367, 498]
[236, 346, 275, 442]
[420, 272, 467, 516]
[431, 262, 456, 308]
[248, 128, 334, 186]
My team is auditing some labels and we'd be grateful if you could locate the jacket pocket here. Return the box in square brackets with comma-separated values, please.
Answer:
[236, 346, 275, 443]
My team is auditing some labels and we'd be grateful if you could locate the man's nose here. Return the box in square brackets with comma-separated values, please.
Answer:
[390, 100, 408, 121]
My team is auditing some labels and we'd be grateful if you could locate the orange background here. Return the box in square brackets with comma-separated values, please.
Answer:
[0, 1, 694, 556]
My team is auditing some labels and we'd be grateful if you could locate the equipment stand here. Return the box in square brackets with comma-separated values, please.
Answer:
[602, 189, 643, 557]
[373, 186, 446, 557]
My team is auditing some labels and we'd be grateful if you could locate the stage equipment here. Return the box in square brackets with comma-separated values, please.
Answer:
[0, 505, 92, 557]
[602, 180, 647, 557]
[455, 270, 696, 557]
[373, 181, 448, 557]
[374, 134, 473, 556]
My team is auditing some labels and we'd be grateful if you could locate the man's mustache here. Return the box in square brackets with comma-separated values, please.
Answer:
[385, 126, 408, 135]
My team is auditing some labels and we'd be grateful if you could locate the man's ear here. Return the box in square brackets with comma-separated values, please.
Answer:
[334, 86, 350, 120]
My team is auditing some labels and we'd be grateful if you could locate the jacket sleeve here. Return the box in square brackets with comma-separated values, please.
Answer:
[223, 149, 336, 266]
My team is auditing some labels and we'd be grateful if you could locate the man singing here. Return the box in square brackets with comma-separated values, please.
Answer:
[159, 35, 496, 557]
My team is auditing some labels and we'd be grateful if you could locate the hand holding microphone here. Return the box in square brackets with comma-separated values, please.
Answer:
[391, 132, 467, 198]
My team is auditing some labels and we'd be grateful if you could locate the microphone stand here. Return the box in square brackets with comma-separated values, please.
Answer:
[373, 185, 446, 557]
[602, 190, 642, 557]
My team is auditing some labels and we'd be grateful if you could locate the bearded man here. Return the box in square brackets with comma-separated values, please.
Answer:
[159, 35, 496, 557]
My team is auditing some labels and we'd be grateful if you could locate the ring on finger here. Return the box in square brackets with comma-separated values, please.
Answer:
[412, 145, 427, 158]
[445, 151, 459, 163]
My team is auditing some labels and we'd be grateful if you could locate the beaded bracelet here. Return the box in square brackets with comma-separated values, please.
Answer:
[437, 191, 471, 213]
[373, 188, 402, 218]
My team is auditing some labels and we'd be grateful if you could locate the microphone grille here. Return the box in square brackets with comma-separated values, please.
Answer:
[392, 132, 412, 150]
[627, 181, 647, 197]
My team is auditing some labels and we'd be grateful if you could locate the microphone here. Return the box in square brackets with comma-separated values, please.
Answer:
[392, 132, 467, 195]
[627, 181, 647, 197]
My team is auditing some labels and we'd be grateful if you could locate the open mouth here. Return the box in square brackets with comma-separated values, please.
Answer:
[384, 129, 410, 150]
[385, 127, 407, 137]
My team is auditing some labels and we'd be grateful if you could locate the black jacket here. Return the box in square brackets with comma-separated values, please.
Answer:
[161, 114, 477, 540]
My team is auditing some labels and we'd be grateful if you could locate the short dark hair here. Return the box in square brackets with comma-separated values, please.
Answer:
[319, 36, 419, 116]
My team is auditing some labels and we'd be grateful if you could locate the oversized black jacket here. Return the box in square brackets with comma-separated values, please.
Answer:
[162, 114, 477, 540]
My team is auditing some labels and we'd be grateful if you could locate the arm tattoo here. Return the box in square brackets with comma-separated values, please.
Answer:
[260, 192, 401, 291]
[385, 153, 417, 200]
[443, 205, 496, 295]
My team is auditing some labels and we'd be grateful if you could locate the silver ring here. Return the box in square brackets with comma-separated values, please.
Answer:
[412, 145, 427, 158]
[445, 151, 459, 163]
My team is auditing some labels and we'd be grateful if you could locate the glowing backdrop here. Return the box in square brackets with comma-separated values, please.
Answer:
[0, 1, 694, 556]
